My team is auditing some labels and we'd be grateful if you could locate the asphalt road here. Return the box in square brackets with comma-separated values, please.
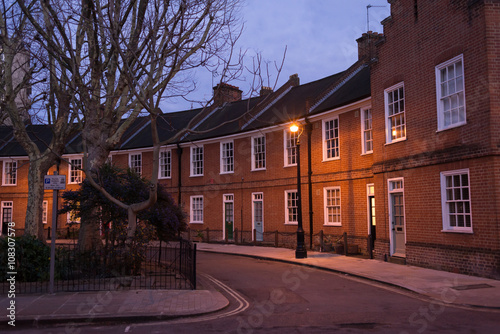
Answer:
[11, 252, 500, 333]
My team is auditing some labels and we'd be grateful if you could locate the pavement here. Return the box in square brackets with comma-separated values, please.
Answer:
[2, 243, 500, 328]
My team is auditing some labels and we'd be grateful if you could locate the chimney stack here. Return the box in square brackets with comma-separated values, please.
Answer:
[213, 83, 242, 105]
[356, 31, 384, 61]
[260, 86, 273, 96]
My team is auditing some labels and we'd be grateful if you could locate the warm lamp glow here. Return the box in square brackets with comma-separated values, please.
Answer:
[290, 123, 299, 133]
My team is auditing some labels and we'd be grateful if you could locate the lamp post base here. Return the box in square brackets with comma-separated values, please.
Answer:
[295, 230, 308, 259]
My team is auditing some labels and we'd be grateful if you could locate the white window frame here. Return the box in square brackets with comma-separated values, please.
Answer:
[440, 169, 472, 233]
[283, 129, 298, 167]
[285, 190, 298, 225]
[436, 54, 466, 131]
[190, 145, 204, 177]
[322, 117, 340, 161]
[68, 157, 83, 184]
[384, 82, 406, 144]
[220, 141, 234, 174]
[366, 184, 375, 234]
[323, 186, 341, 226]
[2, 160, 17, 186]
[129, 153, 142, 175]
[361, 107, 373, 154]
[159, 149, 172, 179]
[42, 201, 48, 224]
[251, 135, 266, 171]
[1, 202, 13, 233]
[190, 195, 204, 224]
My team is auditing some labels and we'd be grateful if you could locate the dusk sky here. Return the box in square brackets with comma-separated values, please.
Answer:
[163, 0, 391, 112]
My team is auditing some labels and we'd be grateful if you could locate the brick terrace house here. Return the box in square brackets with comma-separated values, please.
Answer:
[0, 0, 499, 279]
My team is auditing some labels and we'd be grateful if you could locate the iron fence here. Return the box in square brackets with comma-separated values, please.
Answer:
[0, 239, 196, 294]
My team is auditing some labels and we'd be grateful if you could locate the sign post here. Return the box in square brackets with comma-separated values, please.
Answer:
[44, 173, 66, 294]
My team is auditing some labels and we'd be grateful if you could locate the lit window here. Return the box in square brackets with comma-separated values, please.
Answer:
[42, 201, 48, 224]
[441, 169, 472, 233]
[129, 154, 142, 175]
[324, 187, 341, 226]
[221, 141, 234, 174]
[385, 82, 406, 143]
[159, 149, 171, 179]
[252, 135, 266, 170]
[69, 158, 83, 184]
[436, 55, 466, 130]
[191, 146, 204, 176]
[323, 118, 339, 160]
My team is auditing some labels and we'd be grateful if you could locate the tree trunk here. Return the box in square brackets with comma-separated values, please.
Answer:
[24, 158, 53, 241]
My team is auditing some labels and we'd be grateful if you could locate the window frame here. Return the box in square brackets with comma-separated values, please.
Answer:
[129, 153, 142, 176]
[283, 129, 298, 167]
[323, 186, 341, 226]
[190, 145, 204, 177]
[1, 202, 13, 230]
[440, 169, 473, 233]
[436, 54, 466, 131]
[42, 200, 48, 224]
[190, 195, 204, 224]
[220, 140, 234, 174]
[68, 157, 83, 184]
[284, 189, 298, 225]
[159, 148, 172, 179]
[361, 107, 373, 154]
[2, 160, 17, 186]
[251, 135, 266, 171]
[384, 82, 406, 144]
[322, 117, 340, 161]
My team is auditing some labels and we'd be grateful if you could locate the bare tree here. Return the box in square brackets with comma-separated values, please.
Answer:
[18, 0, 246, 249]
[0, 0, 77, 240]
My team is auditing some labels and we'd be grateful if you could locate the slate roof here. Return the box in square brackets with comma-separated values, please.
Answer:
[0, 61, 371, 156]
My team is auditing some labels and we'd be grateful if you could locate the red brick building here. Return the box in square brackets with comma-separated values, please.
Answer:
[1, 0, 499, 279]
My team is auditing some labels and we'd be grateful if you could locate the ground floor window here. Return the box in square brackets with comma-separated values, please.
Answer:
[190, 196, 204, 224]
[285, 190, 298, 224]
[324, 187, 341, 226]
[441, 169, 472, 232]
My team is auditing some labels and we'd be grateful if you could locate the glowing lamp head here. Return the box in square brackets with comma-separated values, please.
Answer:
[290, 123, 299, 133]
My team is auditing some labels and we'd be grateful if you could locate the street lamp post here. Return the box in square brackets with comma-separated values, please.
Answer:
[291, 123, 307, 259]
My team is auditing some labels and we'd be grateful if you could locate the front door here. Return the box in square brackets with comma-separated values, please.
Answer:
[388, 179, 405, 257]
[252, 193, 263, 241]
[369, 195, 376, 249]
[224, 195, 234, 240]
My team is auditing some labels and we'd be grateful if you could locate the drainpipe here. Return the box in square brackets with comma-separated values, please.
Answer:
[305, 117, 314, 249]
[176, 143, 183, 205]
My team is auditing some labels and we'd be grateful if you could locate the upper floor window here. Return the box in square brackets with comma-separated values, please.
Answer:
[159, 149, 171, 179]
[361, 108, 373, 154]
[323, 118, 339, 160]
[385, 82, 406, 143]
[436, 55, 466, 131]
[129, 153, 142, 175]
[68, 158, 83, 184]
[191, 146, 204, 176]
[220, 141, 234, 174]
[285, 190, 298, 224]
[252, 135, 266, 170]
[284, 130, 298, 167]
[2, 160, 17, 185]
[440, 169, 472, 233]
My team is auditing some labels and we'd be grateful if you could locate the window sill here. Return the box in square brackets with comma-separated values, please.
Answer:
[384, 138, 407, 146]
[436, 122, 467, 133]
[189, 174, 204, 178]
[361, 151, 373, 156]
[158, 176, 172, 180]
[189, 222, 204, 225]
[285, 222, 298, 226]
[323, 223, 342, 227]
[220, 171, 234, 175]
[1, 184, 17, 186]
[251, 168, 266, 172]
[283, 164, 297, 168]
[322, 157, 340, 163]
[441, 229, 473, 234]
